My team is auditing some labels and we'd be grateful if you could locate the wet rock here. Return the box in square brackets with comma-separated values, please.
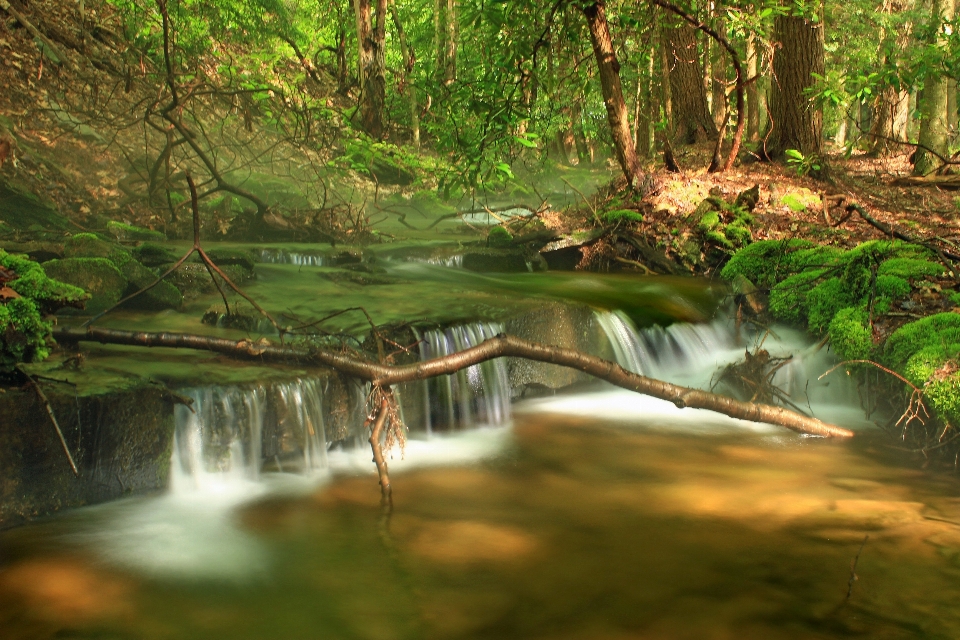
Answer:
[369, 155, 415, 186]
[320, 268, 399, 286]
[165, 263, 252, 299]
[331, 250, 363, 266]
[202, 304, 274, 333]
[132, 243, 181, 268]
[42, 257, 126, 313]
[205, 248, 258, 272]
[116, 258, 182, 311]
[0, 241, 64, 263]
[462, 249, 529, 273]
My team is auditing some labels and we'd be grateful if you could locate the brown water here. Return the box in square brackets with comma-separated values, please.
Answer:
[3, 413, 960, 639]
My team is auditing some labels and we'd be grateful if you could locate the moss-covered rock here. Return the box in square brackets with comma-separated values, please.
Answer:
[487, 226, 514, 248]
[205, 248, 259, 272]
[884, 313, 960, 371]
[116, 259, 183, 311]
[601, 209, 644, 225]
[42, 257, 126, 313]
[768, 269, 827, 324]
[2, 250, 88, 314]
[106, 221, 166, 242]
[720, 239, 816, 288]
[806, 277, 850, 333]
[0, 297, 50, 371]
[462, 249, 530, 273]
[828, 307, 873, 361]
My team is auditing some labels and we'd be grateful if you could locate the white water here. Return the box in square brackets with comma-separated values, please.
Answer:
[257, 248, 328, 266]
[414, 322, 512, 432]
[521, 311, 871, 434]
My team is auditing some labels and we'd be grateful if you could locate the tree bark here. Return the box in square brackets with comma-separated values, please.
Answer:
[662, 15, 717, 144]
[915, 0, 955, 175]
[746, 33, 760, 142]
[869, 0, 913, 156]
[764, 9, 825, 159]
[443, 0, 457, 85]
[581, 1, 644, 189]
[389, 1, 420, 149]
[53, 326, 855, 438]
[355, 0, 388, 138]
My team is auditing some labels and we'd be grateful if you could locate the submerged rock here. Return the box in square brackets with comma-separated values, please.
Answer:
[462, 249, 530, 273]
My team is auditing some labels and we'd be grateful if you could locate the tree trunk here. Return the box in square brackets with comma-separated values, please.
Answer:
[581, 1, 643, 188]
[389, 1, 420, 149]
[869, 0, 912, 156]
[746, 33, 759, 142]
[915, 0, 955, 174]
[443, 0, 457, 85]
[662, 15, 717, 144]
[711, 16, 729, 131]
[764, 10, 825, 159]
[571, 99, 591, 165]
[355, 0, 388, 138]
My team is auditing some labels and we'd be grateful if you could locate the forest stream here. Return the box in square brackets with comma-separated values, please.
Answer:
[3, 271, 960, 639]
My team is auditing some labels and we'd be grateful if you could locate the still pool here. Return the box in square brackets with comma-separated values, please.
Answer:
[2, 398, 960, 639]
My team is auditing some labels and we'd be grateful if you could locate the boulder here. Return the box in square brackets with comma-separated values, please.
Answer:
[116, 259, 183, 311]
[42, 258, 126, 313]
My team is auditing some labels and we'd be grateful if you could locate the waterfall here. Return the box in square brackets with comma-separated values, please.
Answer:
[594, 310, 858, 410]
[413, 322, 512, 432]
[595, 310, 737, 380]
[171, 378, 334, 493]
[257, 248, 328, 266]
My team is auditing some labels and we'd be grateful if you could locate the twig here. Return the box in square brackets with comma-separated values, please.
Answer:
[846, 535, 869, 601]
[561, 177, 598, 223]
[17, 365, 79, 476]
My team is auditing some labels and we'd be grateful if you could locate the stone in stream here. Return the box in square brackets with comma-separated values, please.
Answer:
[41, 257, 126, 313]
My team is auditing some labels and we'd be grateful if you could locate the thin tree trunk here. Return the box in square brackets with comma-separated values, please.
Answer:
[389, 1, 420, 149]
[443, 0, 457, 85]
[711, 13, 729, 130]
[581, 1, 644, 188]
[746, 33, 759, 141]
[869, 0, 913, 156]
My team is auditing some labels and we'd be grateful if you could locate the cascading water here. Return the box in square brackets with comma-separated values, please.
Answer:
[257, 248, 328, 266]
[412, 322, 512, 432]
[578, 310, 866, 430]
[171, 378, 334, 493]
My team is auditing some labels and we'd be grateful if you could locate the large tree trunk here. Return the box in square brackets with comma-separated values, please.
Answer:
[764, 10, 825, 159]
[915, 0, 956, 175]
[663, 16, 717, 144]
[355, 0, 388, 138]
[443, 0, 457, 85]
[581, 1, 643, 187]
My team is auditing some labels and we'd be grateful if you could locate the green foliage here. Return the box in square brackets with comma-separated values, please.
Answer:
[828, 307, 873, 361]
[0, 250, 89, 372]
[784, 149, 822, 176]
[876, 257, 945, 280]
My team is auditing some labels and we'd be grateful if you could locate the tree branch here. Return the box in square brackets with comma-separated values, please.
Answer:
[52, 326, 855, 438]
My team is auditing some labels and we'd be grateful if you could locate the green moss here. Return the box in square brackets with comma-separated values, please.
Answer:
[884, 313, 960, 370]
[877, 257, 945, 280]
[705, 230, 734, 249]
[106, 221, 166, 242]
[723, 223, 752, 247]
[719, 239, 815, 288]
[0, 249, 88, 315]
[602, 209, 644, 225]
[875, 274, 911, 301]
[768, 269, 827, 324]
[487, 226, 514, 247]
[0, 297, 51, 371]
[806, 277, 851, 333]
[697, 210, 722, 233]
[902, 347, 960, 426]
[132, 243, 181, 267]
[828, 307, 872, 361]
[42, 257, 126, 313]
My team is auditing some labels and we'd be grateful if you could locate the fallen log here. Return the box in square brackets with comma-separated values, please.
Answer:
[53, 326, 855, 439]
